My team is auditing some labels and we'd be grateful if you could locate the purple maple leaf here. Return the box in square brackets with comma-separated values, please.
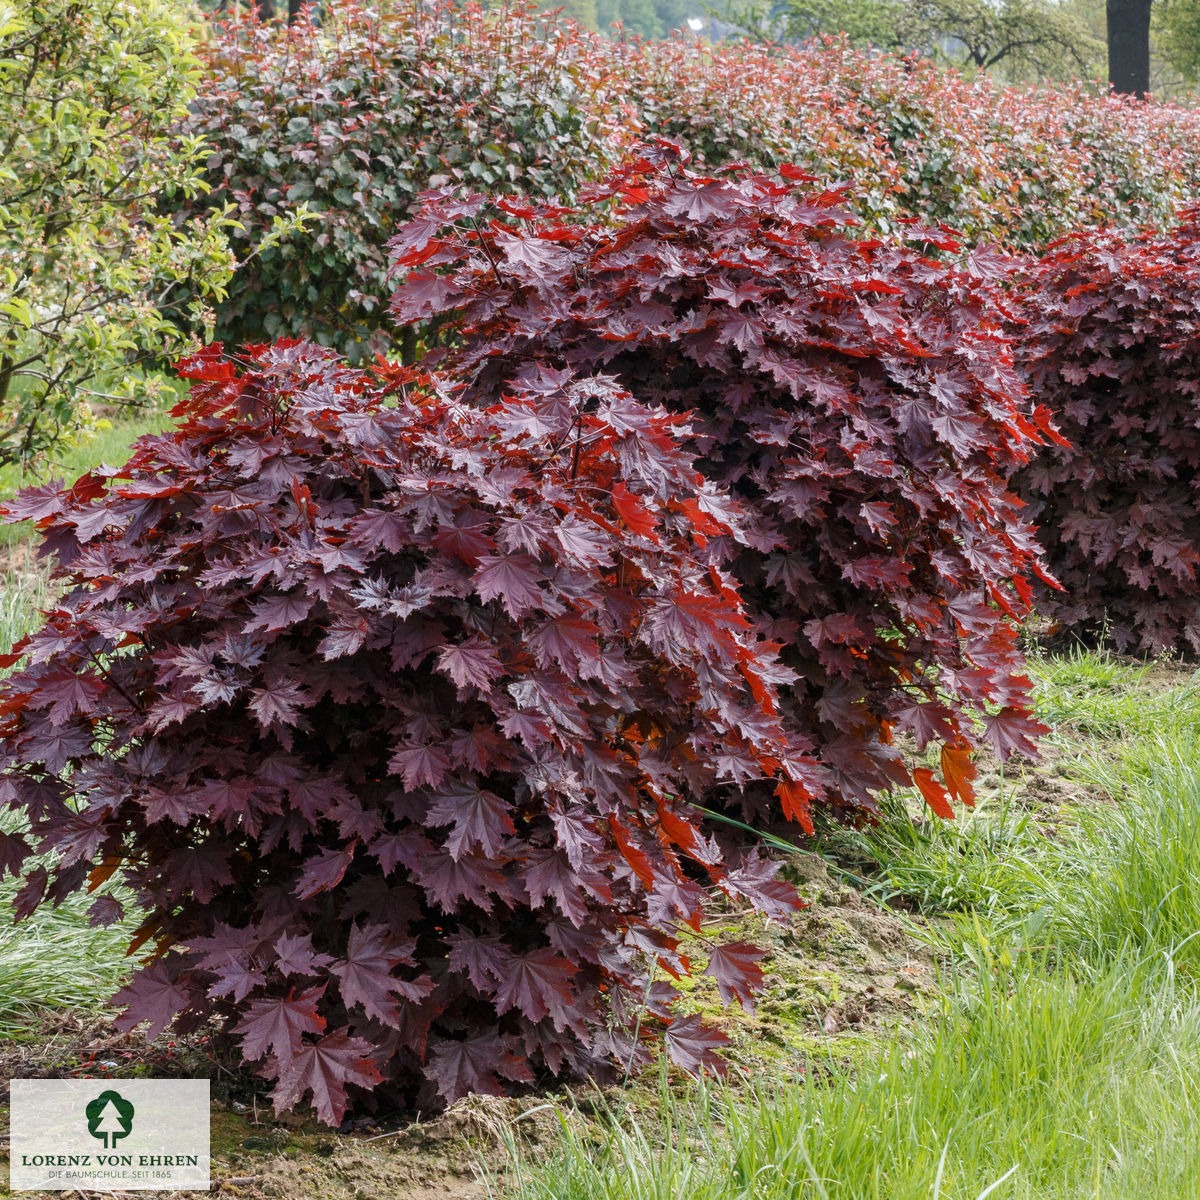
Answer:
[295, 845, 357, 899]
[331, 924, 423, 1025]
[491, 947, 579, 1025]
[427, 1031, 532, 1104]
[270, 1029, 384, 1126]
[275, 932, 335, 978]
[425, 782, 515, 860]
[472, 554, 545, 618]
[112, 961, 195, 1040]
[436, 637, 504, 691]
[235, 984, 327, 1063]
[702, 942, 766, 1011]
[663, 1014, 730, 1075]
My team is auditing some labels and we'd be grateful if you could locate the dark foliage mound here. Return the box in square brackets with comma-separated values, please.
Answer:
[0, 342, 813, 1123]
[1012, 215, 1200, 653]
[389, 143, 1056, 818]
[181, 0, 625, 358]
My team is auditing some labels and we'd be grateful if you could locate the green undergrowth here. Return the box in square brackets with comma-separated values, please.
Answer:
[0, 562, 54, 671]
[502, 951, 1200, 1200]
[502, 651, 1200, 1200]
[0, 886, 136, 1042]
[0, 405, 174, 652]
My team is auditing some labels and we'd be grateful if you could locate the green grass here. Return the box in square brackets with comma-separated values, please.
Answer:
[500, 652, 1200, 1200]
[0, 407, 173, 654]
[0, 873, 136, 1040]
[0, 557, 55, 664]
[503, 953, 1200, 1200]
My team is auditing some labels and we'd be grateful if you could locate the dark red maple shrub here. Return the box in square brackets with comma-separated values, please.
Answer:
[1011, 215, 1200, 654]
[0, 342, 815, 1123]
[389, 144, 1058, 818]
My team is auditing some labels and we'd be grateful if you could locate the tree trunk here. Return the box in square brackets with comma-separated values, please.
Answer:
[1107, 0, 1152, 95]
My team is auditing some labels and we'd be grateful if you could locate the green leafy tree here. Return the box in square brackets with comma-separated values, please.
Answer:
[0, 0, 236, 466]
[609, 0, 664, 35]
[1154, 0, 1200, 80]
[913, 0, 1103, 78]
[776, 0, 906, 45]
[654, 0, 693, 33]
[728, 0, 1102, 80]
[550, 0, 601, 26]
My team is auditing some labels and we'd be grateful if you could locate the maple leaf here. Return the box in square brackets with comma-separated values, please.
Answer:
[270, 1030, 384, 1127]
[39, 673, 105, 727]
[664, 1015, 730, 1074]
[775, 780, 815, 834]
[426, 782, 515, 860]
[940, 743, 977, 807]
[166, 843, 234, 904]
[894, 700, 957, 751]
[389, 742, 451, 790]
[723, 853, 804, 921]
[494, 229, 568, 276]
[331, 924, 423, 1025]
[0, 828, 31, 878]
[653, 801, 704, 859]
[416, 848, 506, 912]
[611, 482, 659, 541]
[275, 932, 335, 978]
[702, 942, 767, 1011]
[318, 616, 370, 661]
[12, 865, 47, 921]
[391, 271, 460, 321]
[491, 947, 579, 1025]
[427, 1031, 532, 1103]
[609, 818, 656, 888]
[555, 516, 612, 566]
[142, 786, 204, 825]
[245, 592, 315, 634]
[250, 680, 309, 731]
[717, 311, 765, 353]
[295, 845, 357, 899]
[210, 958, 267, 1003]
[436, 637, 504, 691]
[983, 708, 1046, 760]
[472, 554, 545, 619]
[526, 616, 601, 675]
[525, 848, 611, 926]
[111, 962, 194, 1040]
[88, 895, 125, 928]
[235, 985, 328, 1063]
[912, 767, 955, 820]
[446, 932, 509, 990]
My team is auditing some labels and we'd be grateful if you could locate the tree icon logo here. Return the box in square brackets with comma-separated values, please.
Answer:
[85, 1089, 135, 1149]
